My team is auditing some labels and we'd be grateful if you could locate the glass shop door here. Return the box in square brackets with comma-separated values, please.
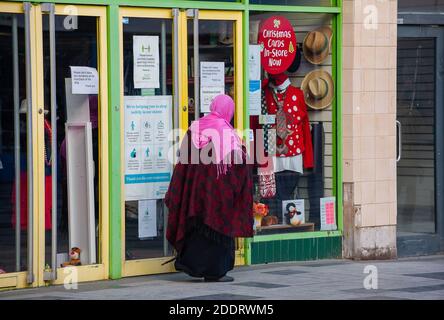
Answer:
[396, 25, 444, 256]
[1, 3, 109, 289]
[185, 10, 245, 266]
[37, 4, 109, 286]
[120, 8, 184, 277]
[120, 8, 244, 278]
[0, 2, 38, 290]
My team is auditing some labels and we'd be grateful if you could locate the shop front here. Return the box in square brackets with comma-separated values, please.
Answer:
[0, 0, 342, 290]
[0, 2, 109, 289]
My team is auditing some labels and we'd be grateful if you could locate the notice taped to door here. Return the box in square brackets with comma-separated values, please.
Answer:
[133, 35, 160, 89]
[124, 95, 172, 200]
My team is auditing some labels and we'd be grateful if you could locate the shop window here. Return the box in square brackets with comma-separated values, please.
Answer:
[249, 0, 335, 7]
[249, 12, 337, 235]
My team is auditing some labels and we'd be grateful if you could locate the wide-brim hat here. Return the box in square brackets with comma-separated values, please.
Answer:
[301, 70, 334, 110]
[303, 26, 332, 65]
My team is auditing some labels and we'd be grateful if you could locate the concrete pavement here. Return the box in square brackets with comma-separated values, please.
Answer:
[1, 255, 444, 300]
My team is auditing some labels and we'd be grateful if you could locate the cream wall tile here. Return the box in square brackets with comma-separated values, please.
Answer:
[375, 47, 391, 69]
[375, 135, 396, 159]
[352, 0, 364, 24]
[343, 114, 354, 137]
[343, 47, 356, 70]
[375, 114, 393, 136]
[343, 69, 362, 92]
[362, 181, 376, 204]
[360, 24, 376, 46]
[360, 114, 376, 137]
[375, 69, 389, 91]
[354, 137, 361, 160]
[361, 204, 376, 227]
[375, 91, 389, 114]
[375, 203, 390, 226]
[388, 68, 397, 91]
[362, 70, 376, 93]
[343, 92, 354, 115]
[389, 23, 397, 47]
[376, 0, 391, 24]
[361, 46, 376, 69]
[388, 179, 396, 204]
[361, 159, 376, 181]
[375, 159, 396, 180]
[389, 0, 398, 24]
[388, 46, 397, 69]
[360, 136, 376, 159]
[376, 180, 391, 203]
[343, 137, 354, 159]
[375, 24, 391, 46]
[343, 1, 355, 24]
[343, 24, 361, 47]
[389, 201, 397, 225]
[360, 92, 375, 114]
[388, 91, 397, 114]
[354, 181, 362, 205]
[343, 159, 354, 182]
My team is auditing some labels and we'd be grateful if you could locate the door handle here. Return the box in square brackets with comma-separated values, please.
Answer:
[396, 120, 402, 162]
[24, 1, 35, 284]
[12, 14, 21, 273]
[42, 2, 57, 281]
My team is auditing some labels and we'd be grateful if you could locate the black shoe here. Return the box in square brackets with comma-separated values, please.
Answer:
[204, 275, 234, 282]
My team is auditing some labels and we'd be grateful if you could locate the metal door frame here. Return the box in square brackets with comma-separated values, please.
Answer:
[397, 25, 444, 256]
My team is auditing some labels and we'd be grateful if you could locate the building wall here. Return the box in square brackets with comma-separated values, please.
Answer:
[342, 0, 398, 259]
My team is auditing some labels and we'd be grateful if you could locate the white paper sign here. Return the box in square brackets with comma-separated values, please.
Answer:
[249, 80, 261, 116]
[124, 95, 172, 200]
[200, 62, 225, 87]
[249, 45, 261, 81]
[133, 36, 160, 89]
[320, 197, 337, 231]
[138, 200, 157, 239]
[200, 62, 225, 113]
[70, 66, 99, 94]
[200, 86, 225, 113]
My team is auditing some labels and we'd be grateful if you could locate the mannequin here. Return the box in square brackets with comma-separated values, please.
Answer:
[262, 73, 314, 221]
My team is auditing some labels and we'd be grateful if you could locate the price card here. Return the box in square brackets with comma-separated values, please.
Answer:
[320, 197, 337, 231]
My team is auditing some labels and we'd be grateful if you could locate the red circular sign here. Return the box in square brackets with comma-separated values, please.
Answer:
[257, 16, 297, 75]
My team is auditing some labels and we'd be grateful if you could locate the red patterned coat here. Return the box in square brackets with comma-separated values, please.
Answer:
[264, 85, 314, 169]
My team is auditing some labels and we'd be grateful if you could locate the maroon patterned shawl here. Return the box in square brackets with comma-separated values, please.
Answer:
[165, 131, 254, 253]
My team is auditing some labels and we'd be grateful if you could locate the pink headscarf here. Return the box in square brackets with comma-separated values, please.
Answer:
[189, 94, 243, 176]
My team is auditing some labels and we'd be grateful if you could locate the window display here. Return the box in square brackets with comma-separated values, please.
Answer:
[250, 12, 336, 235]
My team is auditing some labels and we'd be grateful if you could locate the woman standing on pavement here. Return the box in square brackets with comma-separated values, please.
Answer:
[165, 94, 254, 282]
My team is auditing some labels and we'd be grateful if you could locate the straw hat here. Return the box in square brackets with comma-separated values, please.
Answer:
[301, 70, 334, 110]
[302, 26, 332, 65]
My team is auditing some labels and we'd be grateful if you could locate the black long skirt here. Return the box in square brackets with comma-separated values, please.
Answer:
[174, 223, 235, 279]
